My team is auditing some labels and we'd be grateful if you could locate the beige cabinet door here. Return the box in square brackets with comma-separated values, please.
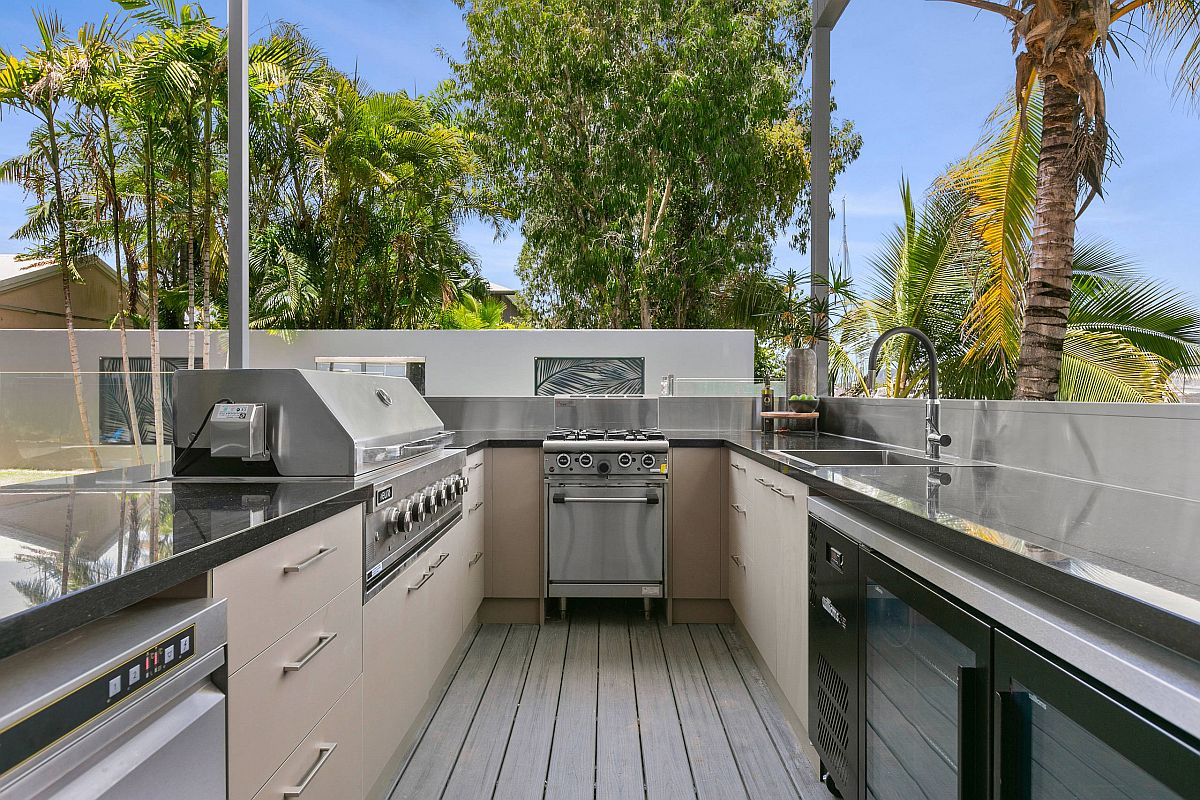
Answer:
[253, 677, 364, 800]
[462, 498, 486, 627]
[362, 553, 436, 792]
[486, 448, 542, 598]
[728, 488, 750, 619]
[773, 476, 809, 724]
[668, 448, 724, 599]
[744, 471, 781, 672]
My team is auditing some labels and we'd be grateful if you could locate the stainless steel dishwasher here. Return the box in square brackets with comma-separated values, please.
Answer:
[0, 598, 227, 800]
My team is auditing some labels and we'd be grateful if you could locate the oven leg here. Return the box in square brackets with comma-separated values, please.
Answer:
[643, 597, 652, 621]
[559, 597, 567, 620]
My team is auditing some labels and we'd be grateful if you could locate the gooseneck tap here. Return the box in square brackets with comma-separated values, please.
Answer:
[866, 326, 952, 459]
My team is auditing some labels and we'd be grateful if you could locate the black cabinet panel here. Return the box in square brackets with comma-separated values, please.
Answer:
[995, 631, 1200, 800]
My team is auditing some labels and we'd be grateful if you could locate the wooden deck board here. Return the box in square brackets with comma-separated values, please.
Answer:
[543, 614, 600, 800]
[442, 625, 539, 800]
[689, 624, 800, 799]
[391, 624, 509, 800]
[629, 618, 696, 800]
[392, 608, 814, 800]
[492, 621, 570, 800]
[595, 612, 645, 800]
[658, 621, 749, 800]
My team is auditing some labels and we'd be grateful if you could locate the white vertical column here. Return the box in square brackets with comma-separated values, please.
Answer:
[811, 24, 831, 396]
[227, 0, 250, 368]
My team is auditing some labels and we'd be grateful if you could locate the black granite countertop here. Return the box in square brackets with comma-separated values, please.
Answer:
[0, 465, 370, 660]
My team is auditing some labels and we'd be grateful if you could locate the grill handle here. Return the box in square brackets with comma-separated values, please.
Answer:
[552, 494, 659, 505]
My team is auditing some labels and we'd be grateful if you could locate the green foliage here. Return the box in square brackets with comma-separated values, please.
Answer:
[452, 0, 861, 329]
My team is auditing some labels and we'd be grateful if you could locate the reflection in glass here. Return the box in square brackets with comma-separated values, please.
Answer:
[865, 580, 974, 800]
[1014, 681, 1185, 799]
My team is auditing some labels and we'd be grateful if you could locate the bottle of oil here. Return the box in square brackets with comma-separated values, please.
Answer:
[761, 379, 775, 434]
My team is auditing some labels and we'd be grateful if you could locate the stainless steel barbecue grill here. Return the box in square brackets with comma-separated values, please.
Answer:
[172, 369, 466, 600]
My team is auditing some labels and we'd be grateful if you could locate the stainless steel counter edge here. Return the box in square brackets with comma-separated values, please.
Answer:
[809, 497, 1200, 739]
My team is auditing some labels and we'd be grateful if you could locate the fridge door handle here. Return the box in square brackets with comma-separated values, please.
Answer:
[957, 666, 988, 799]
[995, 688, 1033, 800]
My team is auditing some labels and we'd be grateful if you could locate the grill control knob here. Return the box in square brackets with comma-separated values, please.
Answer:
[617, 453, 634, 468]
[462, 475, 470, 493]
[578, 453, 594, 468]
[642, 454, 658, 470]
[412, 493, 428, 523]
[387, 501, 414, 536]
[556, 454, 571, 468]
[432, 483, 446, 509]
[420, 490, 434, 516]
[451, 475, 464, 497]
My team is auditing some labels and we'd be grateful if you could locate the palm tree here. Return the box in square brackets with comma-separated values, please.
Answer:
[938, 0, 1200, 400]
[850, 178, 1200, 401]
[0, 12, 103, 471]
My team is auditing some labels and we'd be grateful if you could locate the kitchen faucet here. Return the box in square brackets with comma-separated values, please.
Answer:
[866, 326, 952, 459]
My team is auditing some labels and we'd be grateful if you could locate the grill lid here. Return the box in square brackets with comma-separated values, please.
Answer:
[173, 369, 446, 477]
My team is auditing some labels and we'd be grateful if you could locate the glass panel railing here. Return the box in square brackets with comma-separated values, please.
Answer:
[0, 371, 180, 483]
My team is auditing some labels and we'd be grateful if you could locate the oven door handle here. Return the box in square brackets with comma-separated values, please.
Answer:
[552, 494, 660, 505]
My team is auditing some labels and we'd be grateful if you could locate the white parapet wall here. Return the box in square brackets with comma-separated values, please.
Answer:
[0, 327, 754, 395]
[0, 328, 754, 469]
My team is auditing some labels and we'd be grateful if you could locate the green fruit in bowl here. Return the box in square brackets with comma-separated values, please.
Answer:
[788, 394, 801, 401]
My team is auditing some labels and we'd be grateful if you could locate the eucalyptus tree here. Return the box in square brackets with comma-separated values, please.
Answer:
[0, 12, 102, 470]
[937, 0, 1200, 399]
[453, 0, 861, 329]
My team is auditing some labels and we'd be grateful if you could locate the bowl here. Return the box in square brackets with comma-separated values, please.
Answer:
[788, 397, 820, 413]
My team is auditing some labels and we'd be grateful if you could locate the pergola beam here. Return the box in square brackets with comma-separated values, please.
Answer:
[228, 0, 250, 368]
[810, 0, 848, 395]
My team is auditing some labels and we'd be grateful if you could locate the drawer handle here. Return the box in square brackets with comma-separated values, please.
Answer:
[731, 554, 744, 568]
[283, 546, 337, 574]
[468, 462, 484, 472]
[430, 551, 450, 569]
[469, 551, 483, 567]
[755, 476, 773, 488]
[731, 462, 746, 472]
[282, 743, 338, 798]
[730, 503, 746, 515]
[470, 500, 484, 513]
[283, 633, 337, 673]
[771, 485, 796, 499]
[408, 571, 433, 592]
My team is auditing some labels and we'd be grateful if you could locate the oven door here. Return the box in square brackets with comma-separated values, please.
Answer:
[547, 483, 664, 585]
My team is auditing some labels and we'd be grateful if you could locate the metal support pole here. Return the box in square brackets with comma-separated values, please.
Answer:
[811, 25, 832, 396]
[227, 0, 250, 368]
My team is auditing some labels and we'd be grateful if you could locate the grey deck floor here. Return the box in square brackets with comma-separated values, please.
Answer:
[389, 601, 829, 800]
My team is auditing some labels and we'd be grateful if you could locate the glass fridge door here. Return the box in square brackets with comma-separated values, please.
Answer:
[995, 631, 1200, 800]
[863, 552, 990, 800]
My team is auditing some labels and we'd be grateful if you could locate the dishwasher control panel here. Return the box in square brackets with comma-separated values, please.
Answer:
[0, 624, 196, 778]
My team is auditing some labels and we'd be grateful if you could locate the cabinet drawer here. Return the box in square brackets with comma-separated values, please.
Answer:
[215, 506, 362, 672]
[252, 676, 364, 800]
[229, 580, 364, 800]
[728, 452, 754, 499]
[464, 450, 486, 508]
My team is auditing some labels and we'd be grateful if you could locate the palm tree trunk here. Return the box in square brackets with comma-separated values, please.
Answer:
[201, 94, 213, 368]
[1014, 74, 1079, 401]
[185, 102, 197, 369]
[102, 112, 144, 464]
[45, 108, 102, 472]
[145, 124, 165, 463]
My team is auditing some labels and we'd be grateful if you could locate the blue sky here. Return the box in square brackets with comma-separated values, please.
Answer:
[2, 1, 1197, 297]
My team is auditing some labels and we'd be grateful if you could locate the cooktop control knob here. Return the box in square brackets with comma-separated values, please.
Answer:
[578, 453, 594, 468]
[556, 454, 571, 469]
[617, 453, 634, 468]
[387, 502, 414, 536]
[420, 490, 435, 516]
[642, 454, 658, 470]
[433, 483, 447, 509]
[452, 475, 464, 497]
[412, 493, 427, 523]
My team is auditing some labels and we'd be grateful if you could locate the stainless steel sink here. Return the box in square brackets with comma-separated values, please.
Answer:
[771, 449, 957, 467]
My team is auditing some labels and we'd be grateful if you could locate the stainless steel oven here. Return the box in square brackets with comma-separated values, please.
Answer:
[547, 481, 665, 587]
[543, 428, 669, 614]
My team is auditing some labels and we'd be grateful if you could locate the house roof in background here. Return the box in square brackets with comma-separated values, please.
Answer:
[487, 281, 517, 296]
[0, 254, 117, 293]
